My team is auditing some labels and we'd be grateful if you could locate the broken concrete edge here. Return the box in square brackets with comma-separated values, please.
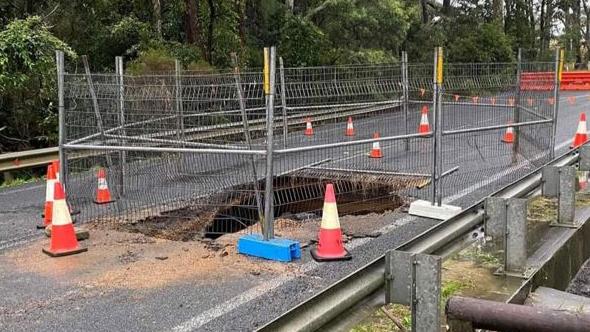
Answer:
[408, 199, 462, 220]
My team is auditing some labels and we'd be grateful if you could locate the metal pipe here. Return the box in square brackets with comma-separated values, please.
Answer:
[174, 59, 185, 146]
[513, 48, 522, 164]
[231, 52, 264, 234]
[279, 57, 288, 149]
[436, 48, 444, 206]
[401, 51, 409, 151]
[102, 133, 247, 150]
[550, 48, 562, 159]
[517, 104, 551, 120]
[446, 296, 590, 332]
[56, 51, 67, 189]
[81, 55, 114, 169]
[263, 47, 276, 240]
[305, 166, 430, 178]
[431, 47, 440, 205]
[442, 118, 553, 136]
[115, 56, 126, 196]
[63, 144, 266, 155]
[274, 131, 431, 154]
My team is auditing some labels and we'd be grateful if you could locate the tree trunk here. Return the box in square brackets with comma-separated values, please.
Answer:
[206, 0, 215, 62]
[492, 0, 504, 25]
[184, 0, 201, 45]
[153, 0, 162, 39]
[421, 0, 428, 24]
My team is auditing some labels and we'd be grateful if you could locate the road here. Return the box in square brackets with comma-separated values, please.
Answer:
[0, 91, 588, 331]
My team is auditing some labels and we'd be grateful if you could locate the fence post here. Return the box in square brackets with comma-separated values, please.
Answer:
[263, 46, 277, 240]
[550, 48, 563, 159]
[431, 47, 443, 206]
[231, 52, 264, 229]
[401, 51, 409, 151]
[115, 56, 126, 196]
[512, 48, 522, 164]
[56, 51, 67, 190]
[175, 59, 185, 145]
[279, 57, 288, 149]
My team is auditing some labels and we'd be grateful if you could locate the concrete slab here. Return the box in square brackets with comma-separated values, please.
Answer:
[408, 199, 462, 220]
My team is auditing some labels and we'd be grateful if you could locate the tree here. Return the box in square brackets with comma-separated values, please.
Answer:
[0, 16, 75, 151]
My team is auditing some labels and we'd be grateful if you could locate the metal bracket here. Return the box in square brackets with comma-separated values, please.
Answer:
[385, 250, 441, 332]
[552, 166, 578, 228]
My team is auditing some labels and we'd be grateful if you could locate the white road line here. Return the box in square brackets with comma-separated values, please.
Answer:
[0, 183, 44, 196]
[171, 140, 572, 332]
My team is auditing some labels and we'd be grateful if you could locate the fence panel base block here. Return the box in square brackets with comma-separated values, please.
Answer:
[408, 200, 462, 220]
[237, 234, 301, 262]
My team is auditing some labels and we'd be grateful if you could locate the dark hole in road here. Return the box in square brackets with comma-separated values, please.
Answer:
[119, 175, 415, 241]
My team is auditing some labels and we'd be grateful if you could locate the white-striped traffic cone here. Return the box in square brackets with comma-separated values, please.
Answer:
[418, 105, 430, 134]
[304, 117, 313, 136]
[42, 182, 87, 257]
[94, 168, 114, 204]
[369, 132, 383, 158]
[310, 183, 351, 261]
[38, 164, 57, 229]
[571, 113, 589, 149]
[345, 117, 355, 136]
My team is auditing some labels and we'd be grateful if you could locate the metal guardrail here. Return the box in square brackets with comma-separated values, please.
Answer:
[257, 147, 580, 332]
[0, 147, 58, 173]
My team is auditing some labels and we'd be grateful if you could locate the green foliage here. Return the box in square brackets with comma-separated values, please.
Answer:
[0, 16, 75, 93]
[278, 15, 329, 66]
[447, 23, 514, 63]
[0, 16, 75, 151]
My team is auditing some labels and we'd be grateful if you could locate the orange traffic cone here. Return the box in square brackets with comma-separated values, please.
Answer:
[42, 182, 87, 257]
[491, 97, 496, 106]
[454, 95, 460, 102]
[304, 117, 313, 136]
[472, 96, 479, 104]
[418, 105, 430, 135]
[501, 122, 515, 143]
[310, 183, 351, 261]
[369, 132, 383, 158]
[419, 88, 425, 97]
[568, 96, 577, 105]
[52, 160, 60, 181]
[547, 97, 555, 105]
[345, 117, 355, 136]
[38, 164, 57, 229]
[571, 113, 589, 148]
[508, 97, 515, 106]
[94, 168, 114, 204]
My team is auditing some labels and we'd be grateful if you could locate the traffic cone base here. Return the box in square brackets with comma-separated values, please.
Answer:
[311, 183, 351, 262]
[37, 201, 53, 229]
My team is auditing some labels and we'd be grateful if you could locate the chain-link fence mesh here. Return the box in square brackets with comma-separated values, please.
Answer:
[61, 50, 558, 239]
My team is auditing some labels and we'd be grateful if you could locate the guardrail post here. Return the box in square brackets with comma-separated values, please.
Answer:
[115, 56, 126, 196]
[541, 165, 559, 198]
[385, 250, 441, 332]
[580, 145, 590, 171]
[263, 46, 277, 240]
[504, 198, 528, 276]
[56, 50, 68, 191]
[484, 197, 506, 248]
[556, 166, 576, 226]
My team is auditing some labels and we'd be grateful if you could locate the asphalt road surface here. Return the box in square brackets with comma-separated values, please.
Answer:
[0, 91, 588, 332]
